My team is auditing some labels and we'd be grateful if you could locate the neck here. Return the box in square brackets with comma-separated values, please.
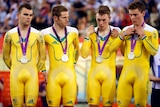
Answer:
[19, 24, 30, 31]
[134, 20, 145, 27]
[53, 24, 65, 31]
[98, 26, 110, 36]
[53, 24, 66, 38]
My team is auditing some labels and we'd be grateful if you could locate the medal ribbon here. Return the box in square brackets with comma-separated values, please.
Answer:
[130, 22, 145, 52]
[52, 26, 67, 54]
[96, 28, 111, 55]
[131, 35, 136, 52]
[17, 27, 31, 56]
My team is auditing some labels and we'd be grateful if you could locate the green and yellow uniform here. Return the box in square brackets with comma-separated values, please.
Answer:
[41, 26, 79, 106]
[3, 27, 46, 106]
[81, 26, 121, 106]
[109, 24, 159, 107]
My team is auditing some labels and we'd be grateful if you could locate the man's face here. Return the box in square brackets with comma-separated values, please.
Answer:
[96, 13, 110, 31]
[18, 8, 33, 26]
[129, 8, 145, 26]
[57, 11, 69, 27]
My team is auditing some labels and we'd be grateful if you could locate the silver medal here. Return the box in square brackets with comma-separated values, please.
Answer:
[128, 52, 135, 60]
[62, 54, 68, 62]
[20, 55, 28, 64]
[96, 55, 103, 63]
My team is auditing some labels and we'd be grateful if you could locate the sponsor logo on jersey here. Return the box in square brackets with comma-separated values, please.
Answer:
[27, 99, 34, 104]
[67, 101, 73, 104]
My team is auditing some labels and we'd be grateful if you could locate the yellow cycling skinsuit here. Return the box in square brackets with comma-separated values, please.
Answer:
[41, 26, 79, 106]
[81, 26, 121, 106]
[2, 27, 46, 106]
[109, 24, 159, 107]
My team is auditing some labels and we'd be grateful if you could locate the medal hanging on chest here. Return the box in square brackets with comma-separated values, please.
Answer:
[18, 27, 30, 64]
[128, 22, 145, 60]
[52, 26, 68, 62]
[96, 28, 111, 63]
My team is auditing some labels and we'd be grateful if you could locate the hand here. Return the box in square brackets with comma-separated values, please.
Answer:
[85, 25, 95, 38]
[42, 91, 46, 96]
[121, 27, 135, 38]
[42, 72, 48, 84]
[134, 26, 145, 38]
[111, 28, 119, 38]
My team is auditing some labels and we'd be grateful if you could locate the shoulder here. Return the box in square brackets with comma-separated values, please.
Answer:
[66, 26, 78, 34]
[4, 27, 17, 38]
[144, 24, 158, 32]
[110, 25, 121, 33]
[7, 27, 17, 34]
[40, 27, 52, 36]
[30, 27, 40, 34]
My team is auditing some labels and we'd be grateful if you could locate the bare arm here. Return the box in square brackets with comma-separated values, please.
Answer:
[149, 74, 160, 82]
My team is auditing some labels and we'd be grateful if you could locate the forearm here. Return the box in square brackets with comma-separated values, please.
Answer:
[149, 74, 160, 82]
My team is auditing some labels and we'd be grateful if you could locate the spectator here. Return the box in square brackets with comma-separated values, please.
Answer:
[0, 78, 4, 107]
[150, 40, 160, 107]
[39, 81, 48, 107]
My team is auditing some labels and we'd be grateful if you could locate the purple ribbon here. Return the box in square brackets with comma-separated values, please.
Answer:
[52, 26, 67, 54]
[130, 22, 145, 52]
[96, 28, 111, 55]
[131, 36, 136, 52]
[17, 27, 31, 56]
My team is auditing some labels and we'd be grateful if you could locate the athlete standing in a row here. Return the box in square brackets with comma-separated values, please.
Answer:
[109, 1, 159, 107]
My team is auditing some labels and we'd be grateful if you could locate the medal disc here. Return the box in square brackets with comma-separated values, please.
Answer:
[128, 52, 135, 60]
[20, 55, 28, 64]
[62, 54, 68, 62]
[96, 55, 103, 63]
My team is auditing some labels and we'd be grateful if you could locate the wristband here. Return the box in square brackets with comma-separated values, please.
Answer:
[42, 70, 46, 72]
[84, 37, 89, 40]
[141, 35, 146, 40]
[119, 35, 124, 40]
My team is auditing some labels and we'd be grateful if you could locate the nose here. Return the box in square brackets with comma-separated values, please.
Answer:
[99, 20, 104, 26]
[66, 17, 69, 22]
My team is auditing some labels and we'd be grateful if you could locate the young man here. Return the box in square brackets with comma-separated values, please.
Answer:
[81, 5, 121, 107]
[41, 5, 79, 107]
[109, 1, 159, 107]
[150, 41, 160, 107]
[2, 3, 46, 107]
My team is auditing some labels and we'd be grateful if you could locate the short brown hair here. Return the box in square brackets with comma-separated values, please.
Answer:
[18, 3, 32, 13]
[128, 1, 146, 13]
[52, 5, 68, 17]
[97, 5, 110, 16]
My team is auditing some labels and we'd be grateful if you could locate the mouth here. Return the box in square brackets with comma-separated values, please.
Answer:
[131, 20, 136, 23]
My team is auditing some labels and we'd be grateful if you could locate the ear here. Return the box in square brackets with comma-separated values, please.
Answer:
[17, 13, 19, 18]
[53, 16, 58, 20]
[142, 11, 146, 17]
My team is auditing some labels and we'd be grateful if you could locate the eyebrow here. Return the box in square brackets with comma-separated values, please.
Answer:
[129, 14, 138, 16]
[23, 13, 33, 16]
[97, 19, 106, 21]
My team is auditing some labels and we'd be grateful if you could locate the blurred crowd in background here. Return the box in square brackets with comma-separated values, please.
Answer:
[0, 0, 160, 38]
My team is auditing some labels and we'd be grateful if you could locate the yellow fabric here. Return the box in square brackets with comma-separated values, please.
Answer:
[2, 27, 46, 106]
[81, 26, 120, 106]
[109, 24, 159, 107]
[41, 26, 79, 106]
